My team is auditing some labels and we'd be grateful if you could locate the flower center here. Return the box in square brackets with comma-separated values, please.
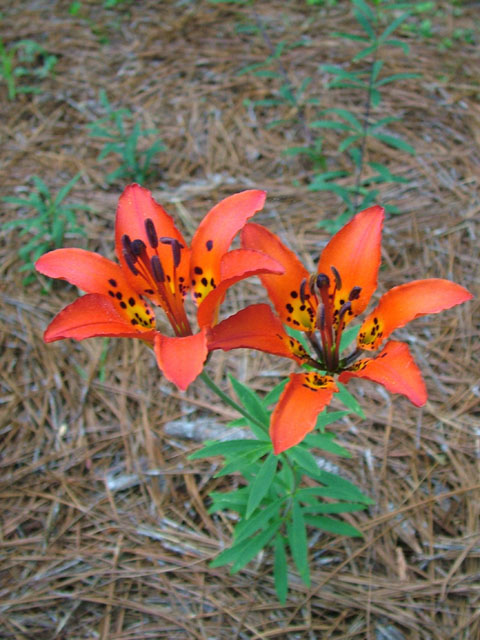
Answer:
[300, 266, 363, 374]
[121, 218, 191, 336]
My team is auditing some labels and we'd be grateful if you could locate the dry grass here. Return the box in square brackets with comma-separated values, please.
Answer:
[1, 1, 479, 638]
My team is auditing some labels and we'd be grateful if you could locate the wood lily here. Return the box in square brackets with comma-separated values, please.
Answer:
[36, 184, 282, 390]
[208, 205, 473, 454]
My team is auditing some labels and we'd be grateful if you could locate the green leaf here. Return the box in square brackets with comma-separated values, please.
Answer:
[288, 500, 310, 586]
[188, 439, 270, 460]
[234, 500, 281, 543]
[384, 38, 409, 54]
[367, 162, 410, 184]
[321, 108, 363, 132]
[301, 433, 351, 458]
[372, 132, 415, 155]
[297, 496, 366, 515]
[353, 0, 375, 22]
[214, 449, 268, 478]
[320, 64, 365, 81]
[316, 410, 350, 431]
[208, 487, 249, 514]
[379, 12, 410, 42]
[335, 383, 365, 418]
[264, 378, 288, 407]
[211, 523, 280, 571]
[352, 44, 379, 62]
[309, 120, 354, 132]
[273, 535, 288, 604]
[339, 324, 360, 351]
[246, 452, 278, 518]
[286, 446, 319, 477]
[304, 514, 363, 537]
[331, 32, 369, 43]
[338, 134, 362, 153]
[314, 470, 374, 504]
[231, 523, 281, 573]
[229, 374, 270, 428]
[53, 173, 82, 207]
[367, 116, 400, 132]
[370, 59, 384, 83]
[374, 72, 421, 87]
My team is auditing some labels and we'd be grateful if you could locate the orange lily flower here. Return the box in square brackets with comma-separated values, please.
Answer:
[208, 206, 472, 454]
[36, 184, 283, 390]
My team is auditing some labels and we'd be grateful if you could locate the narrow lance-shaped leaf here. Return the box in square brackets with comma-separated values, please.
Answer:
[246, 453, 278, 518]
[288, 500, 310, 586]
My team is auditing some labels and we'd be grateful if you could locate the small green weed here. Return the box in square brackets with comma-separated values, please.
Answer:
[2, 175, 89, 286]
[88, 90, 166, 185]
[0, 38, 57, 101]
[240, 0, 419, 232]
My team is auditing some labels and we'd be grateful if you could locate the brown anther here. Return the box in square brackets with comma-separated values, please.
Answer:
[299, 278, 308, 304]
[151, 255, 165, 283]
[316, 273, 330, 290]
[145, 218, 158, 249]
[131, 239, 146, 256]
[159, 237, 184, 250]
[160, 237, 184, 268]
[348, 286, 362, 301]
[338, 301, 352, 321]
[122, 234, 135, 258]
[171, 239, 182, 268]
[123, 250, 139, 275]
[330, 265, 342, 290]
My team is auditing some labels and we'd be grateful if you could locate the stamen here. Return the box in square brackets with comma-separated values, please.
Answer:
[171, 239, 182, 268]
[131, 239, 146, 256]
[330, 265, 342, 290]
[316, 303, 326, 331]
[122, 234, 135, 259]
[159, 236, 184, 268]
[123, 250, 139, 275]
[338, 301, 352, 323]
[348, 286, 362, 301]
[145, 218, 158, 248]
[299, 278, 308, 304]
[343, 348, 361, 368]
[151, 255, 165, 283]
[316, 273, 330, 290]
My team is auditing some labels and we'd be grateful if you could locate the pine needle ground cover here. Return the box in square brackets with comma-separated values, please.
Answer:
[1, 1, 479, 638]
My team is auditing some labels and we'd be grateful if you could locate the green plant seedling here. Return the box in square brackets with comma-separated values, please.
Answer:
[88, 90, 166, 185]
[2, 175, 89, 285]
[307, 0, 420, 230]
[0, 38, 58, 100]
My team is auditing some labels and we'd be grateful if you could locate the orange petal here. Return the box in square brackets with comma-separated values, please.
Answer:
[358, 279, 473, 351]
[317, 205, 384, 326]
[196, 248, 284, 327]
[339, 340, 427, 406]
[270, 373, 338, 454]
[189, 190, 266, 304]
[114, 184, 191, 305]
[153, 329, 208, 391]
[241, 223, 315, 331]
[207, 304, 309, 363]
[35, 248, 155, 330]
[43, 294, 156, 342]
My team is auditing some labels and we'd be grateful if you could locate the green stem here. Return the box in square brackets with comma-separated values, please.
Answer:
[199, 371, 268, 434]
